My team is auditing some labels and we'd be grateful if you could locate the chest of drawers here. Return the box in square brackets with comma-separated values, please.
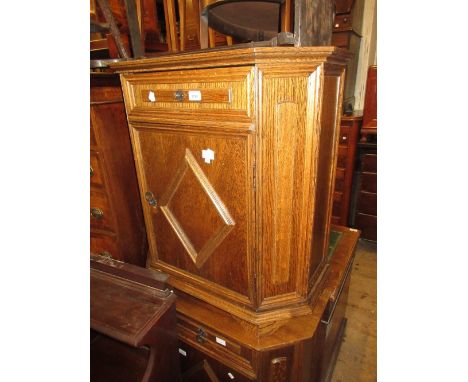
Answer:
[90, 73, 148, 265]
[331, 113, 362, 226]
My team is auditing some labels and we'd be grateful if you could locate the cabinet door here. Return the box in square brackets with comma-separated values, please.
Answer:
[132, 126, 255, 306]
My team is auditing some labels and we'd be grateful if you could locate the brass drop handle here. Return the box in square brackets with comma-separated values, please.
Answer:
[91, 207, 104, 219]
[145, 191, 157, 207]
[196, 327, 207, 344]
[90, 166, 94, 177]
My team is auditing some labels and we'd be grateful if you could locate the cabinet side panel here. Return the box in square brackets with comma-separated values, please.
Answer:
[310, 68, 345, 282]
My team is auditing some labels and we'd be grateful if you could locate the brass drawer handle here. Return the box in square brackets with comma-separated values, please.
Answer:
[91, 207, 104, 220]
[90, 166, 94, 177]
[145, 191, 157, 207]
[174, 90, 184, 102]
[196, 327, 207, 344]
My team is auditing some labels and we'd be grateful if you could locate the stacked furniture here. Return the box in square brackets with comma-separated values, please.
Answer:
[90, 73, 148, 266]
[109, 45, 355, 381]
[353, 65, 377, 241]
[331, 0, 364, 112]
[331, 112, 362, 226]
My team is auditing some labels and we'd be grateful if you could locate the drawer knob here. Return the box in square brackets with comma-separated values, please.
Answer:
[196, 327, 207, 344]
[174, 90, 184, 102]
[342, 136, 347, 141]
[91, 207, 104, 220]
[145, 191, 157, 207]
[90, 166, 94, 177]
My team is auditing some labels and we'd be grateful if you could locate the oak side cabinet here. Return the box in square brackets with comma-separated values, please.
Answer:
[110, 47, 350, 381]
[90, 73, 148, 266]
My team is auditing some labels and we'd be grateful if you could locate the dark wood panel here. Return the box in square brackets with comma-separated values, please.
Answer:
[361, 153, 377, 173]
[357, 191, 377, 216]
[90, 73, 148, 267]
[355, 213, 377, 241]
[360, 172, 377, 193]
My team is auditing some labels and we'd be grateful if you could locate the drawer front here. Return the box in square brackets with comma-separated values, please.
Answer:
[332, 200, 342, 218]
[177, 315, 255, 379]
[121, 66, 255, 124]
[90, 190, 116, 232]
[178, 340, 255, 382]
[355, 213, 377, 241]
[339, 129, 350, 146]
[331, 216, 341, 225]
[333, 14, 352, 31]
[331, 31, 351, 48]
[358, 191, 377, 216]
[90, 152, 105, 187]
[334, 168, 345, 191]
[362, 153, 377, 173]
[90, 232, 119, 260]
[361, 172, 377, 193]
[337, 146, 348, 168]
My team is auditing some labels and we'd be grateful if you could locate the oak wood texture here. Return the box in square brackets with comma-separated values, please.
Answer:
[90, 73, 148, 266]
[331, 113, 362, 226]
[90, 255, 180, 382]
[175, 226, 360, 381]
[110, 47, 350, 326]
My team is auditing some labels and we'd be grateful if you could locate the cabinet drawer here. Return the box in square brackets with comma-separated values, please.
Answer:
[339, 129, 350, 146]
[121, 66, 255, 124]
[178, 340, 255, 382]
[333, 14, 352, 31]
[177, 315, 255, 379]
[337, 146, 348, 168]
[361, 172, 377, 193]
[362, 154, 377, 173]
[332, 200, 342, 217]
[90, 190, 116, 232]
[334, 168, 345, 191]
[357, 191, 377, 216]
[90, 232, 119, 260]
[331, 31, 351, 48]
[90, 152, 105, 187]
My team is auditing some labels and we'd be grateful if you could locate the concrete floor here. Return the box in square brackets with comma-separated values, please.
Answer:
[331, 239, 377, 382]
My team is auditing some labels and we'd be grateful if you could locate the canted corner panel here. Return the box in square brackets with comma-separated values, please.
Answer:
[159, 148, 235, 269]
[259, 71, 321, 303]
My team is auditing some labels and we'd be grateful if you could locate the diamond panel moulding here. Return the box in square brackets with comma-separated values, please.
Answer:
[159, 148, 235, 269]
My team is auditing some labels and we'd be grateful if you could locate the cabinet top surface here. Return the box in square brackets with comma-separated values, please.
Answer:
[109, 46, 351, 73]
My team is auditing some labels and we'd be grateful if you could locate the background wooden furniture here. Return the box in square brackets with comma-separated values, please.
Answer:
[352, 66, 377, 241]
[331, 0, 364, 113]
[360, 65, 377, 140]
[90, 73, 147, 266]
[353, 149, 376, 241]
[332, 112, 362, 226]
[90, 254, 180, 381]
[110, 46, 349, 381]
